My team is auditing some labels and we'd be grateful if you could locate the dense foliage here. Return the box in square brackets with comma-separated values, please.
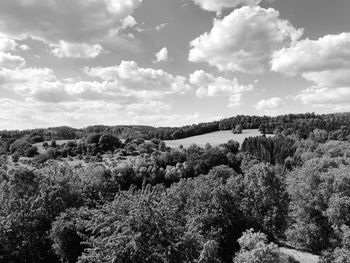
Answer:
[2, 114, 350, 262]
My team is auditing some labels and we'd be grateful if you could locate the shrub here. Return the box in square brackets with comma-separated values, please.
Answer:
[24, 146, 38, 157]
[33, 154, 49, 164]
[51, 140, 57, 148]
[85, 133, 101, 144]
[98, 134, 122, 153]
[233, 125, 243, 134]
[12, 152, 19, 162]
[29, 135, 44, 144]
[233, 229, 279, 263]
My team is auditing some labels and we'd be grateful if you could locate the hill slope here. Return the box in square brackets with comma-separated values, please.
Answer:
[164, 129, 272, 148]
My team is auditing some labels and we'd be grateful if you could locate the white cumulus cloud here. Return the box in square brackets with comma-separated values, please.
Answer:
[0, 52, 25, 69]
[155, 47, 169, 62]
[50, 41, 103, 59]
[255, 97, 284, 111]
[272, 33, 350, 108]
[296, 87, 350, 106]
[189, 70, 253, 107]
[189, 6, 303, 73]
[85, 60, 190, 95]
[155, 23, 168, 31]
[191, 0, 265, 13]
[0, 66, 71, 103]
[0, 0, 142, 43]
[1, 56, 192, 106]
[302, 70, 350, 88]
[122, 16, 137, 29]
[19, 44, 30, 51]
[0, 0, 142, 57]
[0, 54, 190, 128]
[271, 33, 350, 76]
[0, 35, 17, 52]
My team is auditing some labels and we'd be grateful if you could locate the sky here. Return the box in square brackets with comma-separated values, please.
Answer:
[1, 0, 350, 130]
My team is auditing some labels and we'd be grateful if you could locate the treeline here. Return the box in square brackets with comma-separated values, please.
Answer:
[154, 112, 350, 140]
[0, 125, 156, 142]
[152, 121, 220, 140]
[2, 112, 350, 143]
[241, 127, 350, 166]
[242, 135, 296, 165]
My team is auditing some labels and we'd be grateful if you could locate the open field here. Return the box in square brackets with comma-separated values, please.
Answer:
[280, 247, 319, 263]
[164, 129, 273, 148]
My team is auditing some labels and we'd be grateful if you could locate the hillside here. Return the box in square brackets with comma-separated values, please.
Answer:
[2, 116, 350, 263]
[1, 112, 350, 143]
[280, 248, 319, 263]
[164, 129, 272, 148]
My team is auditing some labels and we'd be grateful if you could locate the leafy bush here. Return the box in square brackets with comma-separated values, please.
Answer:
[33, 153, 49, 164]
[10, 139, 37, 156]
[98, 133, 122, 153]
[85, 133, 100, 144]
[12, 152, 19, 162]
[233, 229, 289, 263]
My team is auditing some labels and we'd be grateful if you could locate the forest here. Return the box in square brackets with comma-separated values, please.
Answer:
[1, 113, 350, 262]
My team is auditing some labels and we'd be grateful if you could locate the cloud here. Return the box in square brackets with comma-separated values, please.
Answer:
[189, 6, 303, 73]
[271, 33, 350, 76]
[0, 52, 25, 69]
[50, 41, 103, 58]
[122, 16, 137, 29]
[295, 84, 350, 109]
[0, 98, 206, 130]
[192, 0, 266, 13]
[0, 35, 17, 51]
[29, 82, 71, 103]
[0, 66, 71, 103]
[0, 67, 55, 86]
[0, 0, 142, 46]
[0, 53, 79, 103]
[189, 70, 253, 107]
[255, 97, 284, 111]
[302, 70, 350, 88]
[85, 60, 190, 95]
[0, 63, 186, 129]
[0, 99, 112, 129]
[65, 80, 141, 104]
[125, 112, 207, 127]
[126, 101, 171, 114]
[272, 33, 350, 108]
[0, 55, 191, 105]
[155, 47, 169, 62]
[296, 87, 350, 106]
[155, 23, 168, 31]
[19, 44, 30, 51]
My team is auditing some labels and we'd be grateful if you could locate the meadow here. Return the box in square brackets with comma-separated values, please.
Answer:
[164, 129, 273, 148]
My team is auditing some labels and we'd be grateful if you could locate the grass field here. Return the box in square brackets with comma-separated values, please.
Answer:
[280, 247, 319, 263]
[164, 129, 272, 148]
[33, 129, 270, 151]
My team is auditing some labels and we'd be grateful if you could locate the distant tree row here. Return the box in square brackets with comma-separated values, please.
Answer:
[153, 112, 350, 140]
[2, 112, 350, 143]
